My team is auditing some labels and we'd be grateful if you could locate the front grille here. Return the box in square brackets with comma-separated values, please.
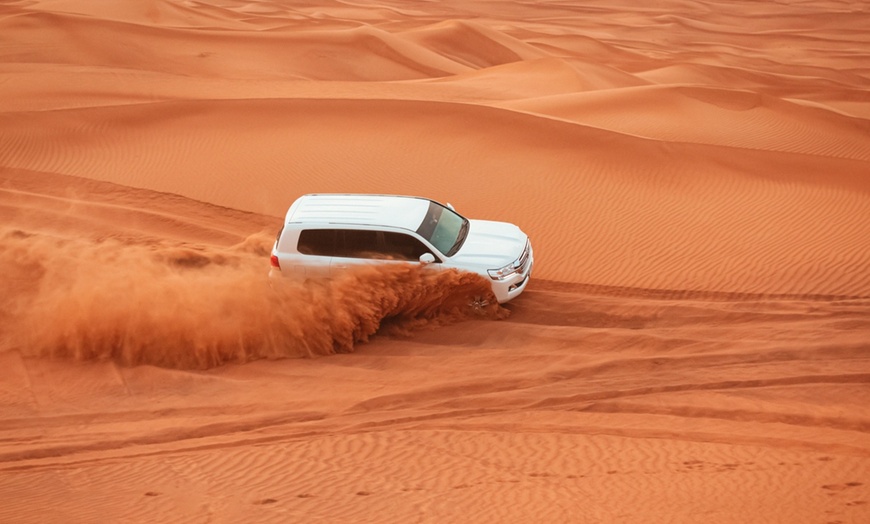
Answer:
[516, 241, 531, 274]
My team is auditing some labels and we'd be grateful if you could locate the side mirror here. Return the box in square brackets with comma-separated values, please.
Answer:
[419, 253, 436, 264]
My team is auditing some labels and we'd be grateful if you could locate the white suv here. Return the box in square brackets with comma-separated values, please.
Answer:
[269, 194, 533, 303]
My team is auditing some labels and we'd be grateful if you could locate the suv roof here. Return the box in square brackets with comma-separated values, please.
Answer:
[285, 194, 433, 230]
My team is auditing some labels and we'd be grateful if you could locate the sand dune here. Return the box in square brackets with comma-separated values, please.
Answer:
[3, 96, 868, 295]
[1, 0, 869, 522]
[402, 19, 549, 68]
[503, 85, 870, 159]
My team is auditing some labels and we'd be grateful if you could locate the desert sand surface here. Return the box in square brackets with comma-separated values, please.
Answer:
[1, 0, 870, 522]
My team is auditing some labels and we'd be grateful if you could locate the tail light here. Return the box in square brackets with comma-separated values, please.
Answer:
[270, 254, 281, 269]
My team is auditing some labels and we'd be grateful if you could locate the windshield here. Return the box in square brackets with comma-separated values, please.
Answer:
[415, 201, 469, 257]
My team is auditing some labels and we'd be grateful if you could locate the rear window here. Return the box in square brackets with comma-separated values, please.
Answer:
[297, 229, 337, 256]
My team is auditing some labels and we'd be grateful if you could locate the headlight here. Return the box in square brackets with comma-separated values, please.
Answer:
[488, 261, 519, 281]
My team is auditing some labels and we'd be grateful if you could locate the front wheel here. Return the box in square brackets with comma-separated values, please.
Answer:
[468, 295, 490, 314]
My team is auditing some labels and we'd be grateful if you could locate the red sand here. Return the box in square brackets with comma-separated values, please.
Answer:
[1, 1, 869, 522]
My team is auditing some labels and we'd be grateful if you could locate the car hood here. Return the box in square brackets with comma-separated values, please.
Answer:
[449, 219, 527, 269]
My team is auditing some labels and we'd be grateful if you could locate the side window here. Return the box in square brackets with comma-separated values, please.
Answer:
[336, 229, 379, 258]
[297, 229, 337, 256]
[382, 232, 432, 261]
[297, 229, 434, 261]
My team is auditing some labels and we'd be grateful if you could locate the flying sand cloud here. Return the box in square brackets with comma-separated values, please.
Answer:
[0, 229, 506, 369]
